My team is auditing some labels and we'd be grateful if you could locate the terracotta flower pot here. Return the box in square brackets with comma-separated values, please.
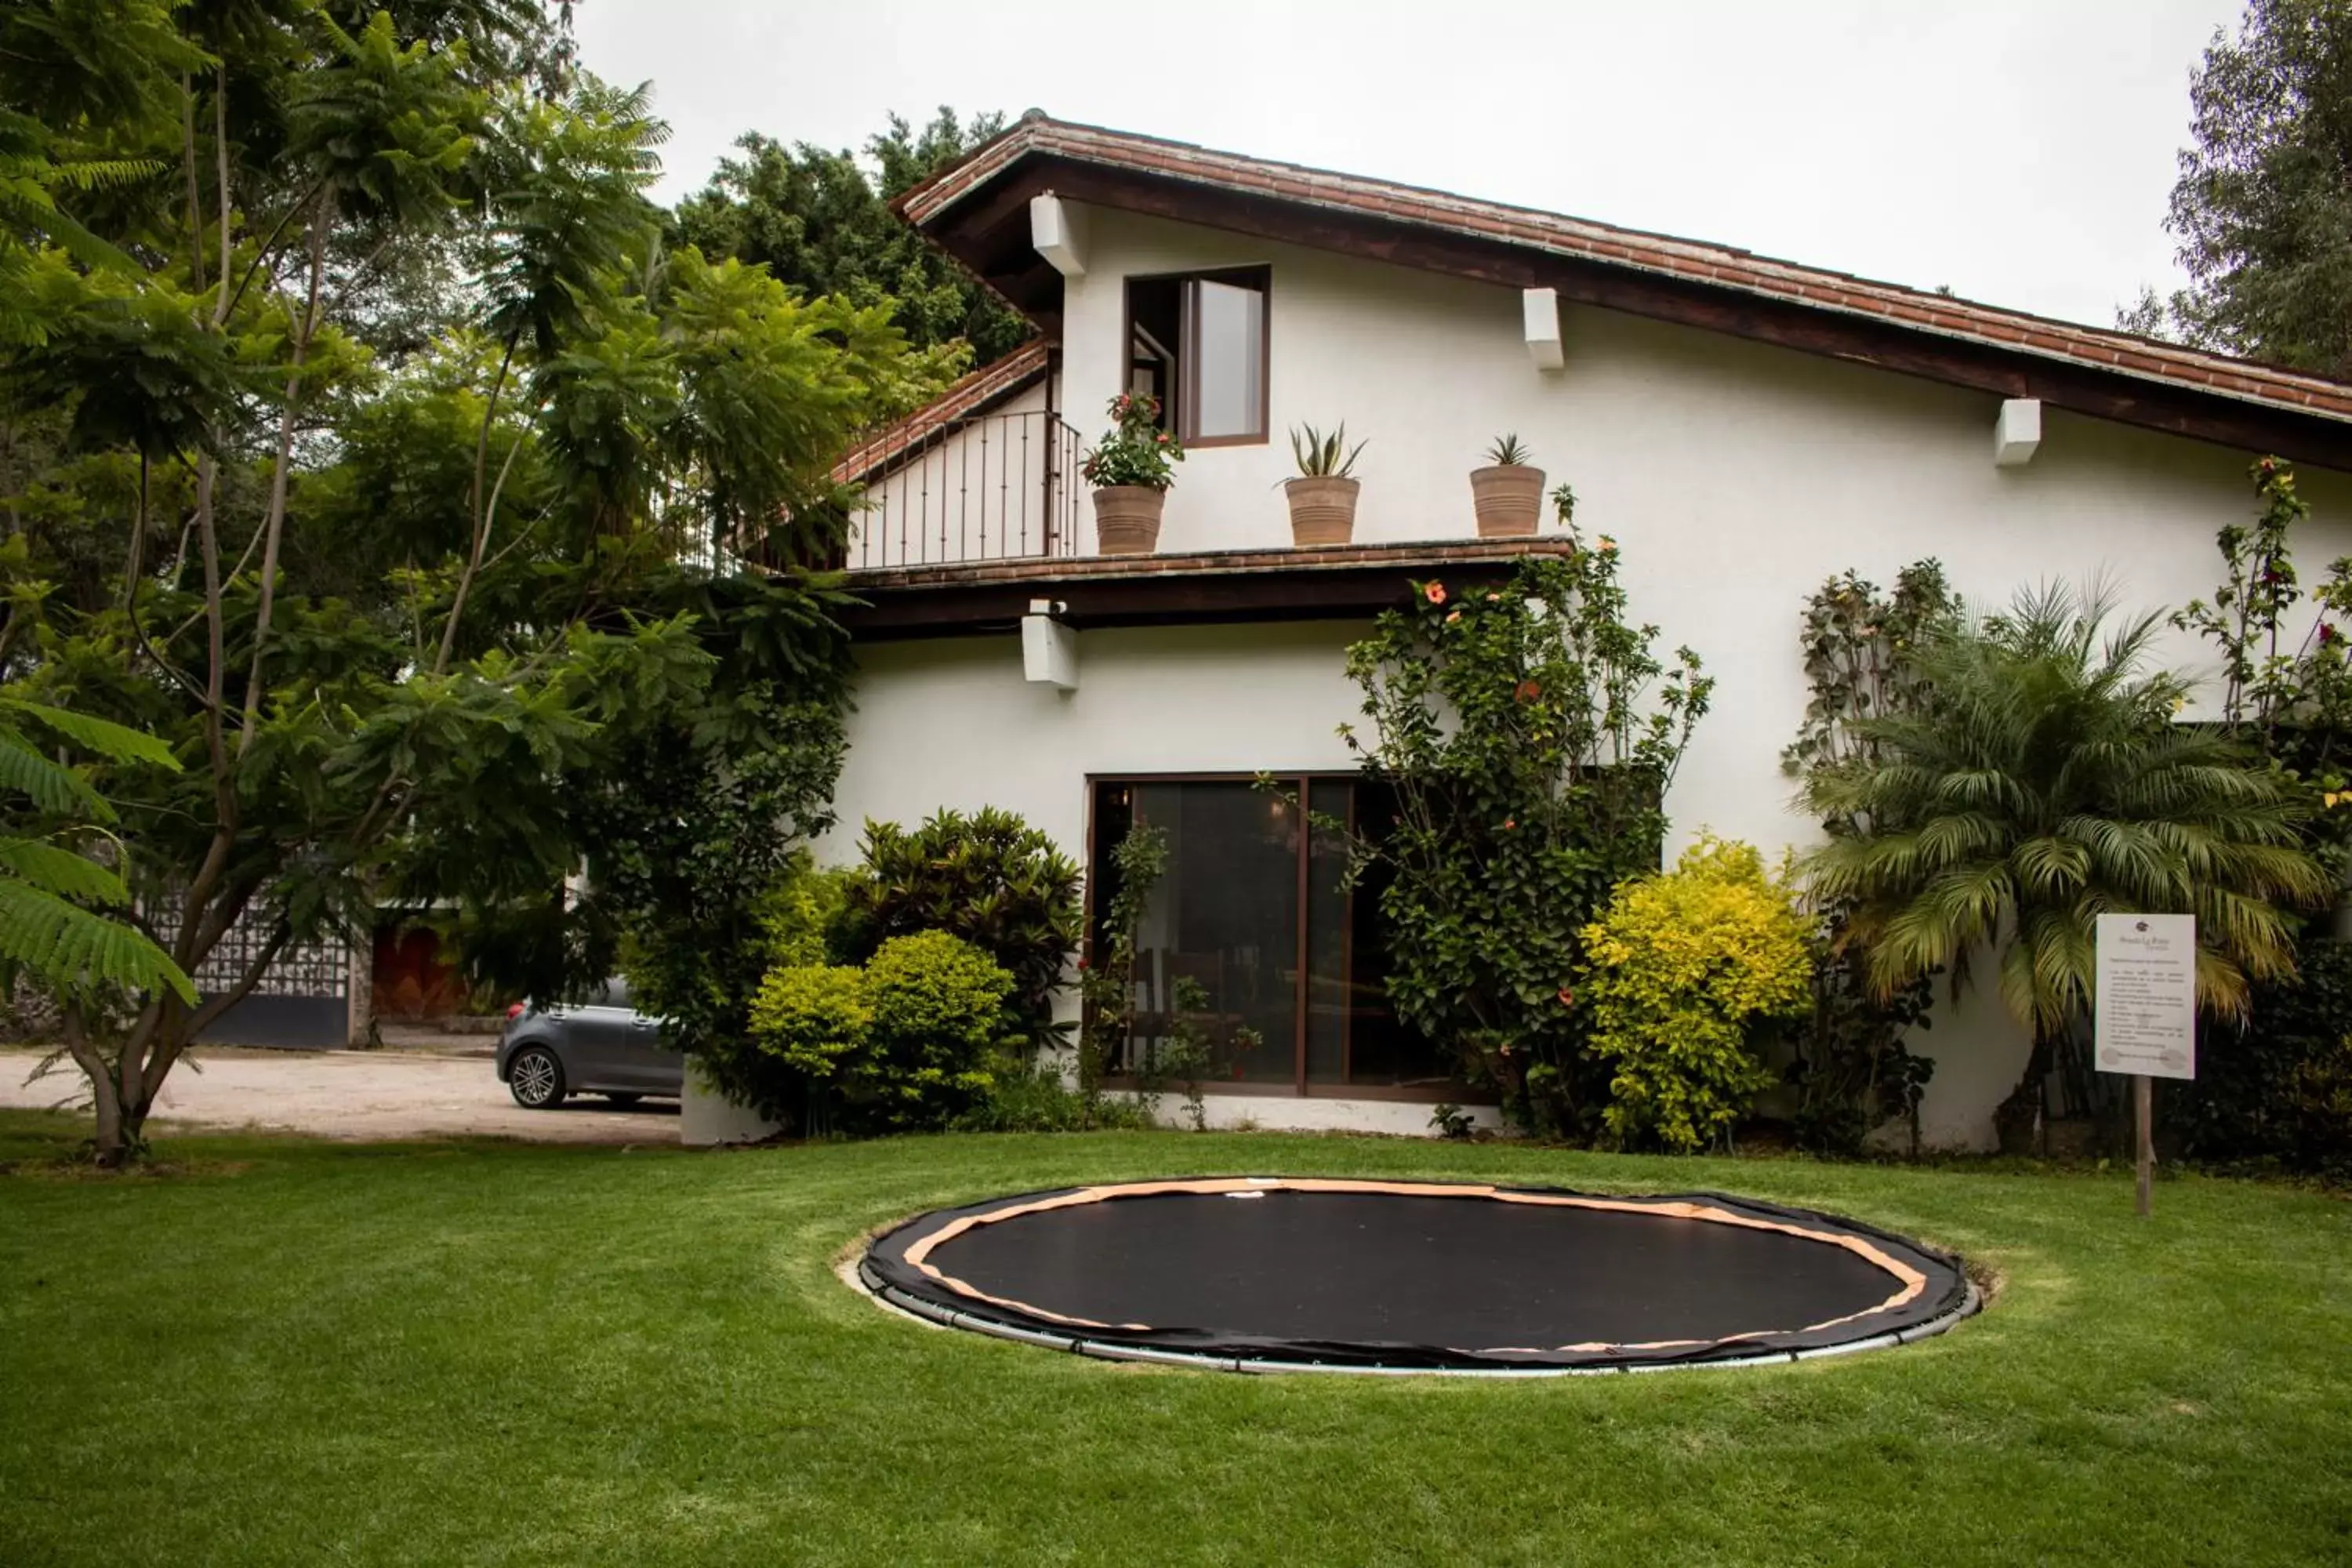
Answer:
[1284, 476, 1360, 546]
[1469, 463, 1546, 538]
[1093, 485, 1166, 554]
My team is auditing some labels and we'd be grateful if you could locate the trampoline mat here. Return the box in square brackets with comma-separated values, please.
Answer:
[862, 1178, 1976, 1372]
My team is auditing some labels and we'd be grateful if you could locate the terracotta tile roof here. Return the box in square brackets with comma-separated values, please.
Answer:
[898, 115, 2352, 429]
[832, 340, 1051, 487]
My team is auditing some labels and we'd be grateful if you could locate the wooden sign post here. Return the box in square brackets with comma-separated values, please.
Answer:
[2094, 914, 2198, 1218]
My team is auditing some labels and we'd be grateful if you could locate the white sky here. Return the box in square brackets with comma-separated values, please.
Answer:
[572, 0, 2242, 332]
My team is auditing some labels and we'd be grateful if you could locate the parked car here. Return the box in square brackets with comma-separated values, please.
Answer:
[496, 980, 681, 1109]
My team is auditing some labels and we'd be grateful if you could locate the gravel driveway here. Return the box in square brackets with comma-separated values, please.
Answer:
[0, 1046, 677, 1144]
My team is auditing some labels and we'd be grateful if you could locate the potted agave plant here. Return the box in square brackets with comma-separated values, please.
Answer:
[1469, 434, 1545, 538]
[1283, 423, 1367, 546]
[1082, 393, 1183, 554]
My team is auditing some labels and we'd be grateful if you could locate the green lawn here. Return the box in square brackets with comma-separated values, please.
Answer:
[2, 1111, 2348, 1566]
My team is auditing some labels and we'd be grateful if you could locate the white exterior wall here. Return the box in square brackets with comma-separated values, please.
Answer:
[825, 621, 1365, 855]
[811, 203, 2352, 1150]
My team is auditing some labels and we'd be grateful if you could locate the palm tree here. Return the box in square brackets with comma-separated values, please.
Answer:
[1802, 582, 2329, 1145]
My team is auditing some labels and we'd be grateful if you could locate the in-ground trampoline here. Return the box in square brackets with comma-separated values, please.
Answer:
[860, 1177, 1978, 1374]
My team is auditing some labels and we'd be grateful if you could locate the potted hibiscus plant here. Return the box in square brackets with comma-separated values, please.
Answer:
[1082, 393, 1183, 554]
[1469, 433, 1545, 537]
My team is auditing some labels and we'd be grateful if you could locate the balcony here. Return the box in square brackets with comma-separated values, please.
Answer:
[844, 408, 1082, 571]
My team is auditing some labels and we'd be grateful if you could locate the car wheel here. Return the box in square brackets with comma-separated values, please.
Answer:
[604, 1092, 641, 1107]
[509, 1046, 566, 1109]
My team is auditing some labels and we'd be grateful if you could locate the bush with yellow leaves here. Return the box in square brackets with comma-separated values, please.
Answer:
[1577, 835, 1814, 1152]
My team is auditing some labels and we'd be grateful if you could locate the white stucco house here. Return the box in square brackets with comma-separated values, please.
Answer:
[683, 113, 2352, 1150]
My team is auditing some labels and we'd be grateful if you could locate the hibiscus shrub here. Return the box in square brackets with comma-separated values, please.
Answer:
[1577, 837, 1815, 1152]
[1332, 501, 1712, 1137]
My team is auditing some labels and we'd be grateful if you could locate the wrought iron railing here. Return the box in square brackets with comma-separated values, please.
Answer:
[846, 409, 1081, 570]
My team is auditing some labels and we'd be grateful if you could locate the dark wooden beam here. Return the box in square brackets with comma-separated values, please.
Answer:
[927, 158, 2352, 474]
[838, 544, 1555, 641]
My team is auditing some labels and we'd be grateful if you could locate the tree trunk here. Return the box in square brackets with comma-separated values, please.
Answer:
[1994, 1028, 2054, 1156]
[89, 1069, 126, 1166]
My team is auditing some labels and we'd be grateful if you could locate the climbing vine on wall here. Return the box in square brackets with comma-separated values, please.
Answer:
[1780, 561, 1957, 1152]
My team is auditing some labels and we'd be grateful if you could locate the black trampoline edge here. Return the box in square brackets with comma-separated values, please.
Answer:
[858, 1177, 1980, 1377]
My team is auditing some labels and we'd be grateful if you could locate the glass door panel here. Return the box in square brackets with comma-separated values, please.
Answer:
[1303, 779, 1352, 1087]
[1132, 782, 1298, 1085]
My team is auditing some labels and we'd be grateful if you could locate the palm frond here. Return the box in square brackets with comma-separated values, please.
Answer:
[1800, 572, 2327, 1038]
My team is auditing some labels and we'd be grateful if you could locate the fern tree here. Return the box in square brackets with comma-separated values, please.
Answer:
[1, 0, 953, 1164]
[1803, 583, 2329, 1143]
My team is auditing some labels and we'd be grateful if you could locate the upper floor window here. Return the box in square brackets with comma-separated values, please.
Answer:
[1125, 267, 1269, 446]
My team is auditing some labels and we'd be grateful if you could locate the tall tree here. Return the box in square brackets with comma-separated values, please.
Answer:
[671, 107, 1031, 365]
[1, 0, 957, 1162]
[2127, 0, 2352, 373]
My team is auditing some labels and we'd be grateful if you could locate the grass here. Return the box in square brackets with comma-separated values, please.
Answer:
[2, 1109, 2349, 1566]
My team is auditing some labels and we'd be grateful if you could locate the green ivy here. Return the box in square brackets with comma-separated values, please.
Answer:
[1780, 561, 1955, 1152]
[2172, 456, 2352, 863]
[1076, 821, 1167, 1113]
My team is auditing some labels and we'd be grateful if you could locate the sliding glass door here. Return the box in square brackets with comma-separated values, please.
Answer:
[1087, 776, 1454, 1095]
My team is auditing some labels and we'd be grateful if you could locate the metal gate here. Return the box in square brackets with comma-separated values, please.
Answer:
[186, 907, 357, 1049]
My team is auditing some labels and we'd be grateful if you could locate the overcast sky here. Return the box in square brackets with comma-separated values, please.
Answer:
[572, 0, 2242, 332]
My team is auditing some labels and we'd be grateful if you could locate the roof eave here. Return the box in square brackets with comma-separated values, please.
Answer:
[902, 118, 2352, 474]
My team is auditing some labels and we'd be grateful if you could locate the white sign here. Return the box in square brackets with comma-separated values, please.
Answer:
[2095, 913, 2198, 1080]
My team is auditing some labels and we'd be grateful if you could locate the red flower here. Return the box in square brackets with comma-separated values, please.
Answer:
[1155, 432, 1169, 444]
[1425, 582, 1448, 605]
[1076, 957, 1090, 971]
[2323, 622, 2341, 647]
[1557, 987, 1575, 1007]
[1515, 679, 1541, 702]
[1230, 1063, 1244, 1079]
[1502, 818, 1516, 830]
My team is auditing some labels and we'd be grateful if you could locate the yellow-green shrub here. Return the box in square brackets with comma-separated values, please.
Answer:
[858, 931, 1014, 1130]
[1578, 835, 1813, 1152]
[748, 964, 871, 1080]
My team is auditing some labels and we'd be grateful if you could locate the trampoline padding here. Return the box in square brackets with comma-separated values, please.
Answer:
[861, 1177, 1975, 1372]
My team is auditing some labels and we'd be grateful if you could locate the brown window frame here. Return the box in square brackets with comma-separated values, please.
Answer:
[1120, 267, 1272, 448]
